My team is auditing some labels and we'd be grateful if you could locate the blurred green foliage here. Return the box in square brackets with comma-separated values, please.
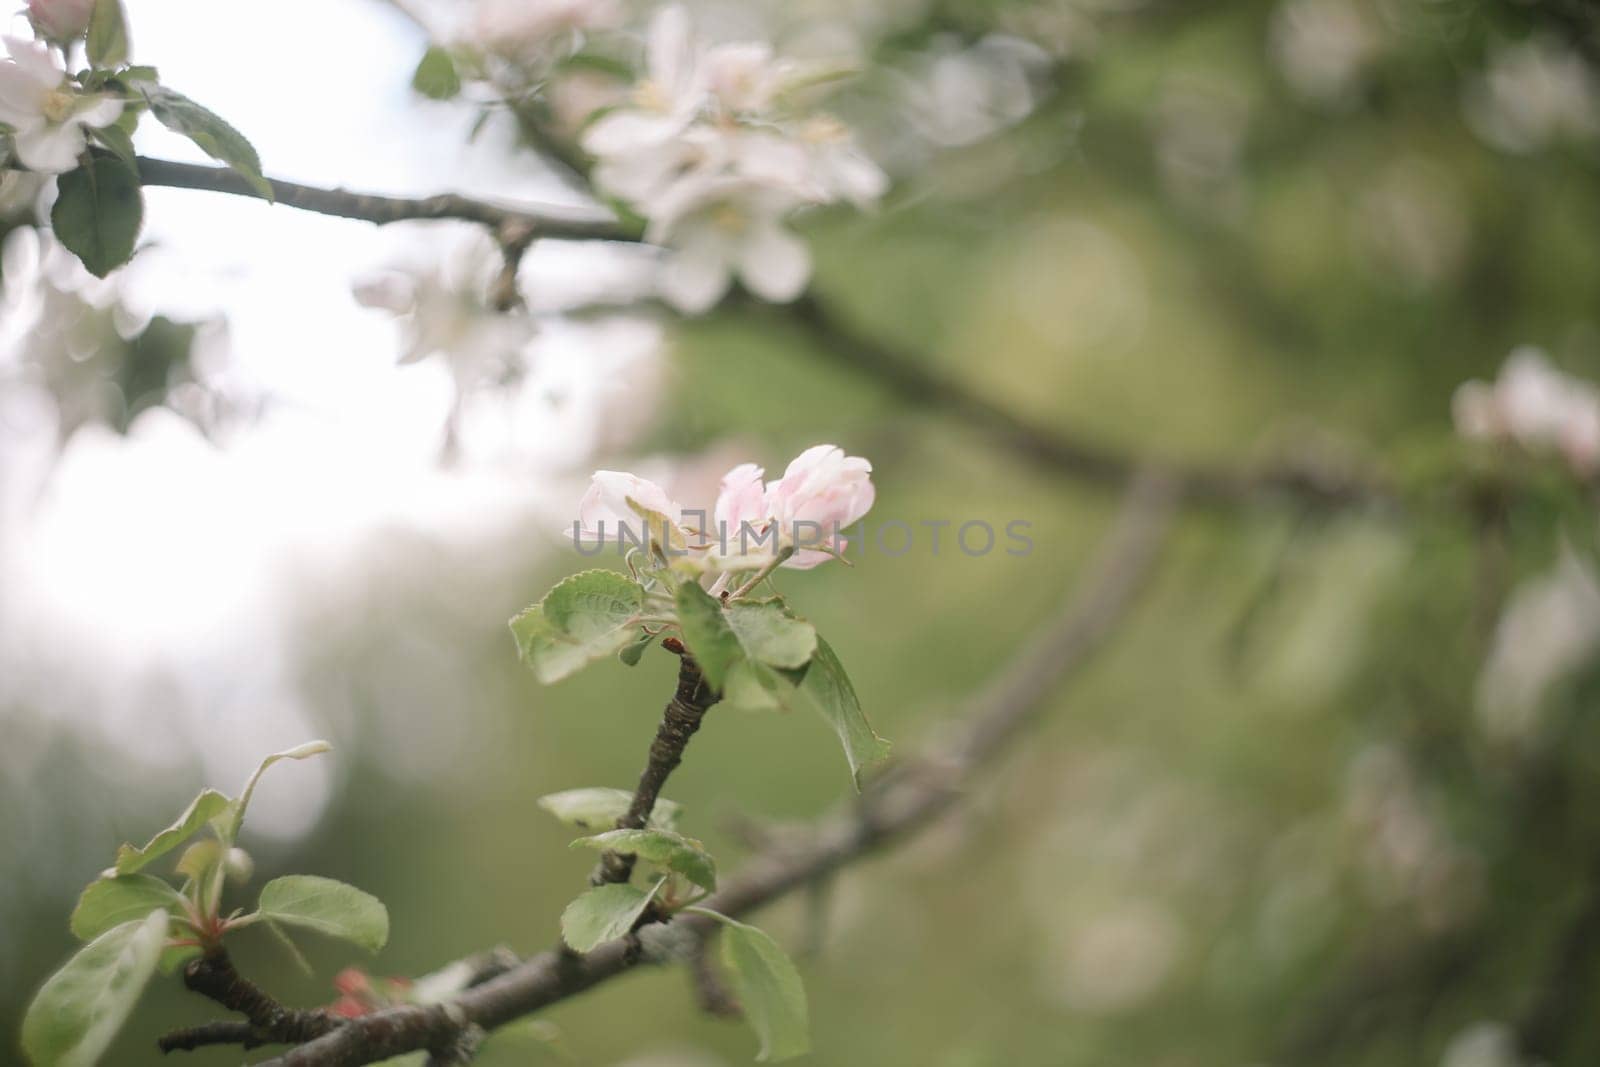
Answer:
[8, 0, 1600, 1065]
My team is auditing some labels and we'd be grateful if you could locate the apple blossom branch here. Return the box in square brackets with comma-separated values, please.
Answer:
[131, 154, 1400, 516]
[217, 472, 1177, 1067]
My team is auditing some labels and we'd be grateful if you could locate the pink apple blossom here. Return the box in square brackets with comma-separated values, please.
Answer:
[765, 444, 876, 568]
[575, 470, 685, 547]
[27, 0, 95, 42]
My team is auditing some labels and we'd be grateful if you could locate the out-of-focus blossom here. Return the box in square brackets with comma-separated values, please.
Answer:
[578, 5, 885, 313]
[645, 175, 810, 312]
[1440, 1022, 1524, 1067]
[0, 36, 123, 174]
[581, 6, 704, 167]
[26, 0, 95, 43]
[1477, 544, 1600, 744]
[1464, 36, 1600, 155]
[1356, 158, 1469, 290]
[469, 0, 621, 60]
[352, 231, 533, 377]
[1152, 72, 1249, 216]
[1268, 0, 1380, 107]
[904, 34, 1051, 148]
[1453, 348, 1600, 475]
[1344, 745, 1483, 929]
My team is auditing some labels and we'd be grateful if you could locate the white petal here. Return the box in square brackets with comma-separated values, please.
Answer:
[14, 122, 84, 173]
[659, 235, 732, 314]
[3, 36, 64, 90]
[0, 61, 46, 123]
[73, 95, 123, 129]
[736, 223, 811, 303]
[647, 4, 694, 92]
[581, 109, 685, 156]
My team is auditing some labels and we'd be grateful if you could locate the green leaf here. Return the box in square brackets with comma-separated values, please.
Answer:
[795, 637, 889, 788]
[51, 153, 143, 278]
[559, 880, 662, 953]
[222, 739, 332, 842]
[537, 787, 681, 831]
[510, 570, 645, 684]
[722, 658, 787, 710]
[255, 876, 388, 953]
[86, 0, 129, 68]
[571, 828, 716, 891]
[727, 600, 817, 669]
[411, 46, 461, 100]
[139, 85, 274, 199]
[70, 876, 185, 943]
[22, 910, 168, 1067]
[157, 944, 199, 976]
[675, 583, 742, 690]
[618, 631, 654, 666]
[695, 911, 810, 1062]
[89, 123, 136, 164]
[113, 788, 230, 875]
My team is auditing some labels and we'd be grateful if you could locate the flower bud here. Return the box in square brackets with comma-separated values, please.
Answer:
[224, 847, 255, 884]
[27, 0, 96, 42]
[765, 444, 875, 568]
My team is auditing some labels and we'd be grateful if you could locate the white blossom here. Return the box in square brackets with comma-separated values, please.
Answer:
[1464, 36, 1600, 154]
[576, 5, 886, 314]
[469, 0, 622, 60]
[1452, 347, 1600, 475]
[645, 174, 811, 313]
[0, 35, 122, 175]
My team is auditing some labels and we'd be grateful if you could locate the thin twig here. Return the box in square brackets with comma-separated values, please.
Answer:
[249, 473, 1178, 1067]
[157, 1019, 265, 1053]
[133, 157, 634, 243]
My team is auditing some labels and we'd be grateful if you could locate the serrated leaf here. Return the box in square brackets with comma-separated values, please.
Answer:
[510, 570, 645, 684]
[22, 910, 168, 1067]
[139, 84, 273, 199]
[559, 880, 662, 952]
[70, 876, 185, 942]
[222, 739, 332, 842]
[255, 876, 388, 953]
[86, 0, 129, 68]
[794, 637, 889, 788]
[675, 583, 742, 690]
[411, 46, 461, 100]
[114, 789, 230, 875]
[695, 911, 809, 1062]
[727, 600, 817, 669]
[571, 828, 716, 890]
[537, 787, 681, 832]
[51, 153, 143, 278]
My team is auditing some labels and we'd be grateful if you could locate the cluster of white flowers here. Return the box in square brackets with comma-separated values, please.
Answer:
[574, 443, 876, 574]
[573, 6, 887, 313]
[0, 33, 123, 174]
[1452, 347, 1600, 476]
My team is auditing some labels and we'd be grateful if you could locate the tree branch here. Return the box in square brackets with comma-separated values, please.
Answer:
[157, 1019, 264, 1054]
[129, 154, 1401, 515]
[132, 157, 634, 244]
[594, 649, 718, 885]
[248, 472, 1178, 1067]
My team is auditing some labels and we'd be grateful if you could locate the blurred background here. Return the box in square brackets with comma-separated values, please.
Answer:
[5, 0, 1600, 1064]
